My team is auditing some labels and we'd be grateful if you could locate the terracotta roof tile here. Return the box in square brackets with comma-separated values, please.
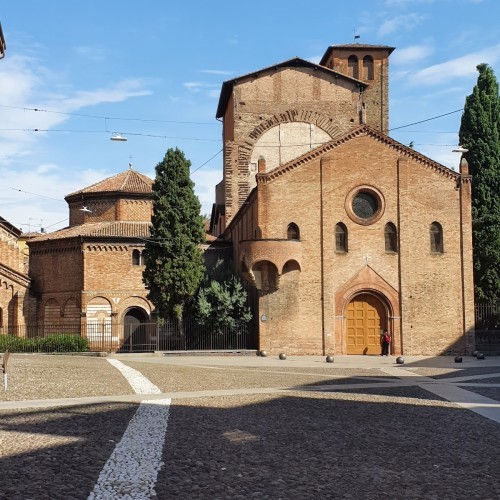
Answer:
[27, 221, 151, 243]
[66, 168, 153, 199]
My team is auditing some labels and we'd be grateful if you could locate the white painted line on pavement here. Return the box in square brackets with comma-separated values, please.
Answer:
[88, 359, 170, 499]
[88, 398, 171, 500]
[107, 358, 161, 394]
[381, 366, 500, 424]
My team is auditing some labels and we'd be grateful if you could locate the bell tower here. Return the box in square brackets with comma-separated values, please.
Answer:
[320, 43, 395, 133]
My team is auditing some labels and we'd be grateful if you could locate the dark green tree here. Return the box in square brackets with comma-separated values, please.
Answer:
[143, 148, 205, 319]
[459, 64, 500, 302]
[459, 63, 500, 303]
[192, 259, 252, 331]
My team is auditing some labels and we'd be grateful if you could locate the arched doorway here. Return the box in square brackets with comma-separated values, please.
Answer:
[122, 307, 150, 352]
[346, 293, 387, 355]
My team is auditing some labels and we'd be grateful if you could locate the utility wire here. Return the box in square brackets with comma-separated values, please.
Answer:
[1, 103, 464, 135]
[388, 109, 463, 131]
[0, 127, 221, 142]
[191, 149, 222, 173]
[0, 184, 65, 202]
[0, 104, 218, 125]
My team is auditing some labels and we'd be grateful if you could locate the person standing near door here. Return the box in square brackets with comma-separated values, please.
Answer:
[381, 330, 391, 356]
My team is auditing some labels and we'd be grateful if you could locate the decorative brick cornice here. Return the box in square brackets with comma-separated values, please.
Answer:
[0, 263, 30, 288]
[256, 125, 461, 184]
[84, 244, 131, 252]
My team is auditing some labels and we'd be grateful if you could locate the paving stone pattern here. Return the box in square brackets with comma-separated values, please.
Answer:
[1, 354, 500, 499]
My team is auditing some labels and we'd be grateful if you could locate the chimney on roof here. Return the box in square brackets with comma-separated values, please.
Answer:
[257, 156, 266, 174]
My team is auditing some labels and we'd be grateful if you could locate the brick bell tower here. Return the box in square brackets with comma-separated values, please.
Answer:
[319, 43, 395, 133]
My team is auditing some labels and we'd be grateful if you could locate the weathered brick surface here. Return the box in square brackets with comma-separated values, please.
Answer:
[27, 170, 155, 328]
[219, 44, 474, 356]
[0, 222, 33, 331]
[226, 129, 474, 356]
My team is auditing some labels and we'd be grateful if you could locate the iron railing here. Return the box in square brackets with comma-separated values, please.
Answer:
[0, 319, 256, 353]
[475, 303, 500, 354]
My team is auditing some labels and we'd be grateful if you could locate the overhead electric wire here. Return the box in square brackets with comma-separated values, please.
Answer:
[388, 109, 463, 132]
[0, 104, 218, 125]
[0, 183, 66, 202]
[0, 127, 221, 142]
[191, 149, 223, 173]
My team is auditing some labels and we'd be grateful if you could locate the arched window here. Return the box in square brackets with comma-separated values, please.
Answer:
[363, 55, 374, 80]
[132, 249, 141, 265]
[287, 223, 300, 240]
[385, 223, 398, 253]
[141, 250, 146, 265]
[430, 222, 444, 253]
[348, 55, 359, 79]
[335, 223, 348, 253]
[0, 306, 3, 330]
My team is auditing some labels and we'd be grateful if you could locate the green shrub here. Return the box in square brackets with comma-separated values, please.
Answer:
[0, 334, 89, 353]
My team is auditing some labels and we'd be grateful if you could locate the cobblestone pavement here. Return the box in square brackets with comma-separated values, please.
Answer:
[1, 353, 500, 499]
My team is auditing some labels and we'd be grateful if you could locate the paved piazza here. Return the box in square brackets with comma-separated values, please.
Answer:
[1, 353, 500, 499]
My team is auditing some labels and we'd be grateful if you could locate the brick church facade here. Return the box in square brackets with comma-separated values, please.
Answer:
[211, 43, 475, 356]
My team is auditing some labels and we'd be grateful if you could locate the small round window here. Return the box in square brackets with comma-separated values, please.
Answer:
[352, 192, 378, 219]
[345, 186, 385, 226]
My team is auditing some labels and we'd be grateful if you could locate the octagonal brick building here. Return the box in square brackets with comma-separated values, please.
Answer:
[27, 166, 154, 348]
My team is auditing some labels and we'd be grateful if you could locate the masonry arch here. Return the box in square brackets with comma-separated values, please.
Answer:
[252, 260, 279, 294]
[44, 298, 61, 326]
[122, 306, 151, 352]
[86, 296, 112, 347]
[63, 297, 80, 324]
[344, 291, 391, 355]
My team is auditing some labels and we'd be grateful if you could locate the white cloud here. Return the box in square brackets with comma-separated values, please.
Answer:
[200, 69, 232, 75]
[391, 44, 434, 65]
[183, 82, 221, 95]
[0, 54, 152, 167]
[191, 168, 223, 216]
[53, 79, 152, 111]
[378, 13, 426, 37]
[74, 46, 106, 62]
[384, 0, 435, 6]
[308, 55, 322, 64]
[412, 44, 500, 85]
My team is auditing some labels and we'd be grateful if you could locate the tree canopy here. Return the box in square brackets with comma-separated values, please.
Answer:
[192, 259, 252, 331]
[459, 63, 500, 302]
[143, 148, 205, 319]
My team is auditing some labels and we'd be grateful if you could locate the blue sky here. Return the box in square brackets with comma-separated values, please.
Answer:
[1, 0, 499, 233]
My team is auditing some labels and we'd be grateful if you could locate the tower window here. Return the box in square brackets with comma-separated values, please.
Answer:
[287, 223, 300, 240]
[430, 222, 444, 253]
[335, 223, 348, 253]
[385, 223, 398, 253]
[132, 249, 145, 266]
[363, 56, 374, 80]
[348, 55, 359, 79]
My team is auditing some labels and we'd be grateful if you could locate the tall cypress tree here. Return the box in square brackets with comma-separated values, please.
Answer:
[459, 63, 500, 302]
[143, 148, 205, 320]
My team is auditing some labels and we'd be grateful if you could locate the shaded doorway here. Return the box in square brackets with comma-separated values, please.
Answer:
[346, 293, 387, 355]
[122, 308, 151, 352]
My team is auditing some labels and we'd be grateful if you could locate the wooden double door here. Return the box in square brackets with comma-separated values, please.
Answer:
[346, 294, 387, 355]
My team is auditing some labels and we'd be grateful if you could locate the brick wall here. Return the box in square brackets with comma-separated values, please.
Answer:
[229, 130, 474, 355]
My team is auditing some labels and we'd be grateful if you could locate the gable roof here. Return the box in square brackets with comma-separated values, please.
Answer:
[0, 215, 21, 236]
[319, 43, 395, 65]
[27, 221, 152, 244]
[256, 124, 459, 184]
[65, 167, 153, 201]
[216, 57, 367, 119]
